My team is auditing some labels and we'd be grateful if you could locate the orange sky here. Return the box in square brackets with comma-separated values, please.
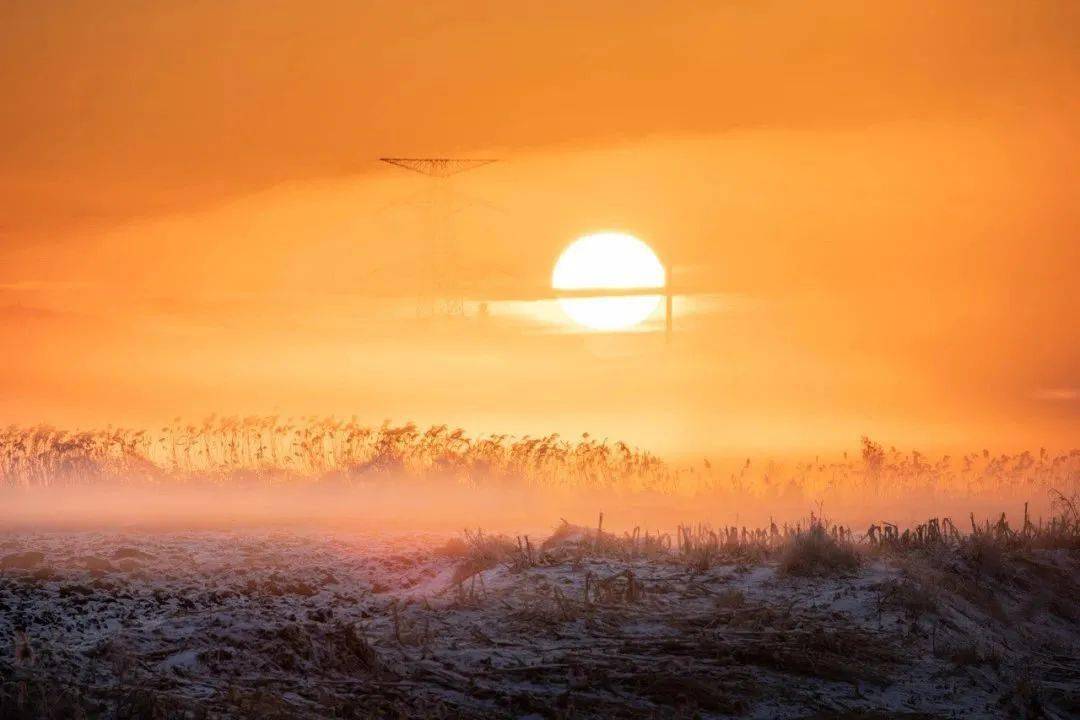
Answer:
[1, 1, 1077, 455]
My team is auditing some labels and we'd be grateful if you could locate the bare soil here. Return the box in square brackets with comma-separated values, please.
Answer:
[0, 527, 1077, 719]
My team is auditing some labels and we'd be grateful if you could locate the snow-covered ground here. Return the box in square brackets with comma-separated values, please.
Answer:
[0, 527, 1077, 718]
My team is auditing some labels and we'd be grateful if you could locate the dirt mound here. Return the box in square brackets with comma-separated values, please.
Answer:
[0, 551, 44, 570]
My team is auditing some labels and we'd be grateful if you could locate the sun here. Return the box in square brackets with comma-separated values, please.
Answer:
[552, 232, 665, 331]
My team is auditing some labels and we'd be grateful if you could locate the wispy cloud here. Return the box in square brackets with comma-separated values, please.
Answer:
[0, 304, 84, 321]
[0, 281, 92, 292]
[1033, 388, 1079, 401]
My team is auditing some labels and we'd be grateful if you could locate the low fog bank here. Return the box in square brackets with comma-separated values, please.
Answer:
[0, 479, 1068, 538]
[4, 422, 1076, 536]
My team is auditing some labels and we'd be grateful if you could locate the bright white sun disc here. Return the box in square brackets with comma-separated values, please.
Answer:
[552, 232, 665, 331]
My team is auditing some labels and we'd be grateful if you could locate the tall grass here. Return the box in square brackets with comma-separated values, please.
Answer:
[1, 420, 1077, 505]
[0, 418, 670, 491]
[700, 437, 1079, 503]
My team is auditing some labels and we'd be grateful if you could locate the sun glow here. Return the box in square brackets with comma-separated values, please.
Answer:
[552, 232, 665, 331]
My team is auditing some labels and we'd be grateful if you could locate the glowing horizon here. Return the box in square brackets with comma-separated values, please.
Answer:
[0, 1, 1076, 455]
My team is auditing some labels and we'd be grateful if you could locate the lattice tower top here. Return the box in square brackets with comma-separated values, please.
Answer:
[380, 158, 497, 178]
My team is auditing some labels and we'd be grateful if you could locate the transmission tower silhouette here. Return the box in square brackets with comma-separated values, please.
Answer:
[380, 158, 497, 318]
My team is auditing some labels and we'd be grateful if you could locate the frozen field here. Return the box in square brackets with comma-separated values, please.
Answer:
[1, 525, 1077, 719]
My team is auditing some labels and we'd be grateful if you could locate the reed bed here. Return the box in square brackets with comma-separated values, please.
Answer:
[1, 420, 1077, 504]
[0, 418, 669, 491]
[698, 437, 1080, 505]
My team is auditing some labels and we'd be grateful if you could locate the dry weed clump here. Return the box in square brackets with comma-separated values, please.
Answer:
[667, 515, 860, 575]
[443, 498, 1080, 585]
[444, 529, 522, 586]
[674, 520, 812, 570]
[540, 514, 672, 562]
[777, 521, 861, 577]
[865, 493, 1080, 555]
